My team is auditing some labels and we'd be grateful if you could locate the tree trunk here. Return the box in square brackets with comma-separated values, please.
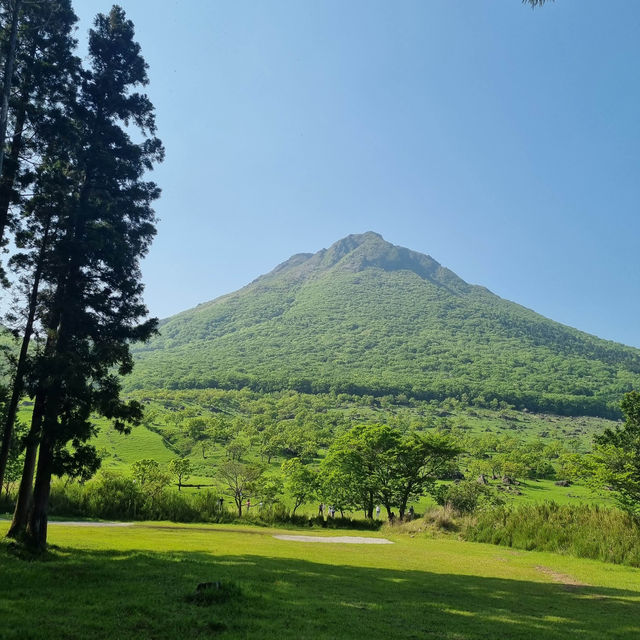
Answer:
[398, 492, 410, 520]
[365, 490, 375, 519]
[0, 218, 50, 488]
[25, 427, 54, 550]
[7, 391, 44, 539]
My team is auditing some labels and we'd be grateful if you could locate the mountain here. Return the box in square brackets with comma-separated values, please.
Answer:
[129, 232, 640, 417]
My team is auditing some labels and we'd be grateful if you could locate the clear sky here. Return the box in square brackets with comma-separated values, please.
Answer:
[75, 1, 640, 348]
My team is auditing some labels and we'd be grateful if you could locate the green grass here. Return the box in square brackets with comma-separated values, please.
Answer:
[92, 419, 176, 470]
[507, 479, 613, 506]
[1, 521, 639, 639]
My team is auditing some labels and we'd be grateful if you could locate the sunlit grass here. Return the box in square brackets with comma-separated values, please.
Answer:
[1, 521, 639, 639]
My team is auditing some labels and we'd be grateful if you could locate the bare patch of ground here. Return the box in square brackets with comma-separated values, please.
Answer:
[535, 565, 588, 589]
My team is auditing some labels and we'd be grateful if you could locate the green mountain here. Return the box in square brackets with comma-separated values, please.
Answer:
[130, 232, 640, 417]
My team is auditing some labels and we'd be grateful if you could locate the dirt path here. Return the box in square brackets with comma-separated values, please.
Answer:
[535, 565, 588, 588]
[273, 534, 393, 544]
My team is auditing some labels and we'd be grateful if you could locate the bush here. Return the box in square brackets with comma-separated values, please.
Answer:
[49, 481, 87, 517]
[434, 480, 503, 514]
[0, 489, 15, 515]
[82, 472, 142, 520]
[190, 490, 234, 523]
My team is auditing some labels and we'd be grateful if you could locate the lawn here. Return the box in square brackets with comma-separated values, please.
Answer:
[1, 521, 639, 639]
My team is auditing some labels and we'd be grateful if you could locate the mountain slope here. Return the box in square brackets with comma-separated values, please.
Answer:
[130, 232, 640, 417]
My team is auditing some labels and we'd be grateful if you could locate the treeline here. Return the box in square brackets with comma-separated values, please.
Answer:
[133, 373, 623, 419]
[0, 3, 162, 550]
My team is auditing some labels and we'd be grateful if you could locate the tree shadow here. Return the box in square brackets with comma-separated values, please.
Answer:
[1, 544, 639, 639]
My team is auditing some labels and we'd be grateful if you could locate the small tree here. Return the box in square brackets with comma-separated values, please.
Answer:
[254, 474, 284, 506]
[218, 461, 262, 516]
[132, 459, 161, 487]
[281, 458, 316, 515]
[391, 432, 460, 519]
[168, 458, 192, 491]
[318, 464, 357, 518]
[226, 433, 251, 461]
[434, 480, 503, 515]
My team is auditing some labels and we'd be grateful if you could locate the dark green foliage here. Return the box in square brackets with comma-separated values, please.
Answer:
[130, 233, 640, 418]
[465, 502, 640, 567]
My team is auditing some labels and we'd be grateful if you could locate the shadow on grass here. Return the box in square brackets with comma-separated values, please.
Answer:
[1, 544, 638, 640]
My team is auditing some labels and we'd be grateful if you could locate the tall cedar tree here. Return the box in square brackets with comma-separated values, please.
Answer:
[0, 0, 78, 256]
[0, 0, 80, 493]
[9, 6, 163, 548]
[6, 139, 84, 537]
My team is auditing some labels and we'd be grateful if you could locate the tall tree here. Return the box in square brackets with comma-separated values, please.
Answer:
[8, 5, 163, 549]
[391, 432, 460, 518]
[218, 461, 262, 516]
[0, 0, 79, 491]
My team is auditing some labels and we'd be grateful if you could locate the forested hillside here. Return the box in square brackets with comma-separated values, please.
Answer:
[129, 232, 640, 417]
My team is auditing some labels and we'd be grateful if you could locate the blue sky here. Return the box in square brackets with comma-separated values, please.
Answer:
[75, 1, 640, 347]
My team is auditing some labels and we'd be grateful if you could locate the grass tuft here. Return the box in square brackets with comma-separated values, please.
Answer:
[184, 580, 242, 606]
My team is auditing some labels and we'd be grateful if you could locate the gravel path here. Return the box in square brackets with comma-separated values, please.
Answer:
[273, 534, 393, 544]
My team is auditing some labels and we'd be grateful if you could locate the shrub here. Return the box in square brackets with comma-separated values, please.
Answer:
[434, 480, 503, 514]
[83, 472, 142, 520]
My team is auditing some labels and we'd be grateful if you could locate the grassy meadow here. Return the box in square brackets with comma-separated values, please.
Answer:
[1, 520, 639, 640]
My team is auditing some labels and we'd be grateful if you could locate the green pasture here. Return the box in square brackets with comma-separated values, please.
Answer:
[1, 521, 639, 639]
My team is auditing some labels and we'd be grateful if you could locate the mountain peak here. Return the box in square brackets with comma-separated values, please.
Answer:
[132, 232, 640, 418]
[255, 231, 470, 293]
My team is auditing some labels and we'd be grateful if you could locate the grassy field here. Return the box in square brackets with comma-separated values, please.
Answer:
[1, 521, 639, 639]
